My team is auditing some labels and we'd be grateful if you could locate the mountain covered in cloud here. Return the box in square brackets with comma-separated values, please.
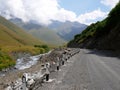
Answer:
[0, 0, 78, 25]
[0, 0, 112, 25]
[10, 18, 43, 30]
[10, 18, 87, 45]
[10, 18, 66, 46]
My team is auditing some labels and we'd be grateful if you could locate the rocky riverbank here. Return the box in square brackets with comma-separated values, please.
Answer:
[0, 48, 65, 90]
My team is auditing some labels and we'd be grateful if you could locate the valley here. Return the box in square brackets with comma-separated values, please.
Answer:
[0, 1, 120, 90]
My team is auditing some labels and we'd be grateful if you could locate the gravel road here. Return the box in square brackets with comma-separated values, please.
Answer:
[35, 49, 120, 90]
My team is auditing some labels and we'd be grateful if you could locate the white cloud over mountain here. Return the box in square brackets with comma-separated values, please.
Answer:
[0, 0, 77, 25]
[78, 9, 108, 25]
[101, 0, 119, 8]
[0, 0, 117, 25]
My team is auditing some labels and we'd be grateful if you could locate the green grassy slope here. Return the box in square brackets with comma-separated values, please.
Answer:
[29, 27, 66, 46]
[68, 2, 120, 51]
[0, 16, 43, 46]
[0, 16, 48, 70]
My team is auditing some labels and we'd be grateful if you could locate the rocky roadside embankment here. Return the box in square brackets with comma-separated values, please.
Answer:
[0, 48, 66, 90]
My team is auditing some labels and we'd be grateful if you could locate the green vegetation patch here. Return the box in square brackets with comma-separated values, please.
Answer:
[34, 44, 50, 53]
[0, 45, 50, 71]
[0, 50, 15, 70]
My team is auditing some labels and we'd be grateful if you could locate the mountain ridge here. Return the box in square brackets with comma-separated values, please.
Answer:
[10, 18, 87, 45]
[48, 21, 87, 41]
[10, 18, 67, 46]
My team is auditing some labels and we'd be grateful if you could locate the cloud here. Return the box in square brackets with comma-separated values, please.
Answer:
[0, 0, 108, 25]
[77, 9, 108, 25]
[54, 8, 77, 22]
[0, 0, 27, 21]
[0, 0, 77, 25]
[101, 0, 119, 8]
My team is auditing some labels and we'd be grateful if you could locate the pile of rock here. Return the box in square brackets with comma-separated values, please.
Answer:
[5, 48, 80, 90]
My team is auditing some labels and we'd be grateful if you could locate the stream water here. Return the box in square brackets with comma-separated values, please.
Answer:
[0, 50, 52, 76]
[15, 50, 52, 70]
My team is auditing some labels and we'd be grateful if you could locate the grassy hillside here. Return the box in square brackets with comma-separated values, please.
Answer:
[68, 2, 120, 51]
[29, 27, 66, 46]
[0, 16, 44, 46]
[0, 16, 49, 70]
[0, 50, 15, 70]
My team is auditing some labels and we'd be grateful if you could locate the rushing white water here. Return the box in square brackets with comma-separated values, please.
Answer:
[15, 50, 52, 70]
[15, 56, 41, 70]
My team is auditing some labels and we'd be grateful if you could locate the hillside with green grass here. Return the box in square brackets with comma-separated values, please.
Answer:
[68, 2, 120, 51]
[0, 16, 44, 46]
[29, 27, 66, 46]
[0, 16, 49, 70]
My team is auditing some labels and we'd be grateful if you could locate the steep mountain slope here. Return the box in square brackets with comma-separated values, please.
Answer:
[29, 27, 66, 46]
[68, 2, 120, 51]
[48, 21, 87, 41]
[10, 19, 87, 45]
[10, 19, 66, 46]
[0, 16, 48, 70]
[0, 16, 43, 46]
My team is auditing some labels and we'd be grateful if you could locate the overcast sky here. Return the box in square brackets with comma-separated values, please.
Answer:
[0, 0, 119, 25]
